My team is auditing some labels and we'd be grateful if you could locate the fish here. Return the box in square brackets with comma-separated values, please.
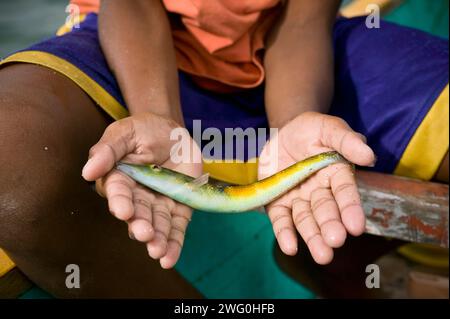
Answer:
[116, 151, 348, 213]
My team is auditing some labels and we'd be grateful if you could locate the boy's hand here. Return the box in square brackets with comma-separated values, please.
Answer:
[258, 112, 375, 264]
[82, 113, 202, 269]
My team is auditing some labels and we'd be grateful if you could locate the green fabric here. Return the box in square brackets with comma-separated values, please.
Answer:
[384, 0, 449, 38]
[20, 287, 52, 299]
[176, 212, 314, 298]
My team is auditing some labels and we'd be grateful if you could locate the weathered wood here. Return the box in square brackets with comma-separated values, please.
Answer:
[357, 170, 449, 248]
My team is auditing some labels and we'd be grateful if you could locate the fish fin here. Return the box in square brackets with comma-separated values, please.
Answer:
[188, 173, 210, 189]
[169, 173, 210, 197]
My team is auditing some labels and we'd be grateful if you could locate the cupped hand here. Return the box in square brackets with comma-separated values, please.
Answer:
[82, 113, 202, 269]
[258, 112, 376, 264]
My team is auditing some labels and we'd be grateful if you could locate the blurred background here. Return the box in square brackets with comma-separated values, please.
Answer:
[0, 0, 66, 58]
[0, 0, 449, 58]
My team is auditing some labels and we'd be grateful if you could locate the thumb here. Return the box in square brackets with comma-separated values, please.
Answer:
[82, 119, 136, 181]
[320, 117, 376, 167]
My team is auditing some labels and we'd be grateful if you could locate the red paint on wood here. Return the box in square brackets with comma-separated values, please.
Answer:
[357, 171, 449, 198]
[355, 170, 449, 247]
[370, 208, 394, 228]
[400, 215, 446, 239]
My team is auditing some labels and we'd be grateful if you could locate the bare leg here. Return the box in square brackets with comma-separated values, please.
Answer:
[0, 64, 201, 298]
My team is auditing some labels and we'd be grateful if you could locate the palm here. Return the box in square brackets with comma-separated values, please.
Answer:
[101, 158, 201, 269]
[259, 112, 375, 264]
[83, 113, 202, 269]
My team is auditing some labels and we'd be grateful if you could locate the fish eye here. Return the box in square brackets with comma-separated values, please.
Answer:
[150, 164, 162, 172]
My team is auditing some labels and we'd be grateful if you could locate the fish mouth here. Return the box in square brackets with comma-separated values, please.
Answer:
[116, 162, 138, 177]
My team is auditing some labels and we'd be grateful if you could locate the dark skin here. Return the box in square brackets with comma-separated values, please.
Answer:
[264, 0, 340, 126]
[0, 64, 200, 298]
[94, 0, 203, 269]
[0, 0, 447, 297]
[93, 0, 449, 265]
[91, 0, 373, 266]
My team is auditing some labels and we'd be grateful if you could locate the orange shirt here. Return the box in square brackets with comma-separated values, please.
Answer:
[69, 0, 281, 91]
[69, 0, 100, 14]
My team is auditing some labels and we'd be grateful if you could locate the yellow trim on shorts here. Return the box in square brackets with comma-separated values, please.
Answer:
[204, 160, 258, 185]
[0, 51, 129, 121]
[0, 248, 15, 277]
[0, 51, 260, 186]
[0, 50, 259, 276]
[340, 0, 401, 17]
[56, 13, 87, 36]
[0, 55, 446, 181]
[397, 243, 449, 269]
[394, 84, 449, 180]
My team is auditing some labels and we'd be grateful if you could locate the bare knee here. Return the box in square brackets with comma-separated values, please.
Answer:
[0, 64, 108, 250]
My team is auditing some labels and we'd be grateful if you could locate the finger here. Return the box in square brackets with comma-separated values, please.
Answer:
[104, 171, 135, 220]
[267, 204, 298, 255]
[160, 205, 192, 269]
[330, 164, 366, 236]
[128, 188, 155, 242]
[82, 119, 136, 181]
[146, 200, 172, 259]
[310, 188, 346, 248]
[292, 199, 333, 264]
[128, 219, 153, 241]
[320, 117, 376, 167]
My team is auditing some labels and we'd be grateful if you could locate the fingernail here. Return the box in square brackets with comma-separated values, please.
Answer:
[81, 158, 93, 177]
[368, 155, 378, 167]
[357, 133, 367, 143]
[129, 231, 136, 240]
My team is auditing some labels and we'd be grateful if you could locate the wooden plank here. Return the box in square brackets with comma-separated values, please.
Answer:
[357, 170, 449, 248]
